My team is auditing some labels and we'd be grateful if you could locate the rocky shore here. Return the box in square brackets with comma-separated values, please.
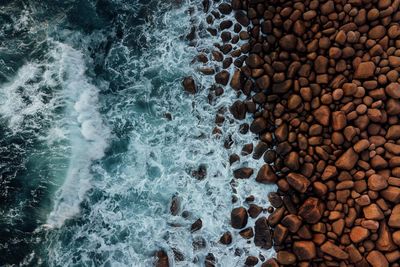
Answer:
[178, 0, 400, 266]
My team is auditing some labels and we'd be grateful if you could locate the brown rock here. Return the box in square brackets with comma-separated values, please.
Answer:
[250, 117, 267, 134]
[366, 250, 389, 267]
[350, 226, 370, 243]
[298, 197, 323, 224]
[191, 218, 202, 232]
[239, 227, 254, 239]
[281, 214, 302, 233]
[277, 251, 296, 265]
[233, 167, 253, 179]
[256, 164, 277, 184]
[230, 69, 242, 90]
[254, 217, 272, 249]
[335, 148, 359, 170]
[273, 224, 288, 245]
[388, 204, 400, 228]
[313, 105, 330, 126]
[230, 100, 246, 120]
[386, 125, 400, 139]
[293, 241, 316, 260]
[332, 111, 347, 131]
[368, 25, 386, 39]
[346, 244, 363, 263]
[183, 76, 196, 94]
[262, 259, 279, 267]
[215, 70, 230, 85]
[220, 232, 232, 245]
[155, 251, 170, 267]
[248, 204, 263, 218]
[320, 241, 349, 260]
[376, 221, 396, 251]
[231, 207, 248, 229]
[354, 139, 370, 153]
[279, 35, 297, 51]
[246, 54, 264, 68]
[256, 75, 270, 90]
[393, 231, 400, 246]
[354, 62, 375, 79]
[385, 82, 400, 99]
[368, 174, 388, 191]
[315, 56, 328, 74]
[287, 173, 311, 193]
[381, 186, 400, 203]
[364, 204, 384, 220]
[244, 256, 258, 266]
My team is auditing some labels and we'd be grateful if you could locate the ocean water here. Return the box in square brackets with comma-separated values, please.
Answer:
[0, 0, 276, 266]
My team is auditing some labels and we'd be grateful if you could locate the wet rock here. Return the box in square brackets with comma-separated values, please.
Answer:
[215, 70, 230, 85]
[293, 241, 316, 260]
[230, 100, 246, 120]
[220, 231, 232, 245]
[256, 164, 277, 184]
[244, 256, 258, 266]
[366, 250, 389, 267]
[183, 76, 196, 94]
[170, 195, 180, 216]
[277, 251, 296, 265]
[191, 219, 202, 232]
[320, 241, 349, 260]
[286, 173, 311, 193]
[155, 250, 169, 267]
[231, 207, 248, 229]
[298, 197, 323, 224]
[388, 204, 400, 228]
[254, 217, 272, 249]
[233, 167, 253, 179]
[279, 34, 297, 51]
[250, 117, 267, 134]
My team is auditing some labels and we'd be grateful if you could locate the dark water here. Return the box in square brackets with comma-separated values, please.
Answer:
[0, 0, 275, 266]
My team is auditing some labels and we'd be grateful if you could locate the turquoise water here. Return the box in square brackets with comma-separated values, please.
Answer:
[0, 0, 275, 266]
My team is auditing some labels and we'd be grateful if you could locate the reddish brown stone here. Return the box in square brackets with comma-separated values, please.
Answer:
[286, 173, 311, 193]
[298, 197, 324, 224]
[293, 241, 316, 260]
[256, 164, 277, 184]
[320, 241, 349, 260]
[231, 207, 248, 229]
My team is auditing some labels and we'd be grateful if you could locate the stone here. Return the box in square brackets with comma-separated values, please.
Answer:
[286, 173, 311, 193]
[332, 111, 347, 130]
[256, 75, 270, 90]
[273, 224, 288, 245]
[246, 54, 264, 68]
[183, 76, 196, 94]
[250, 117, 267, 134]
[191, 219, 203, 232]
[256, 164, 277, 184]
[254, 217, 272, 249]
[215, 70, 230, 85]
[386, 82, 400, 99]
[293, 241, 316, 260]
[386, 125, 400, 139]
[313, 105, 330, 126]
[230, 100, 246, 120]
[335, 148, 359, 170]
[363, 204, 384, 220]
[281, 214, 302, 233]
[366, 250, 389, 267]
[298, 197, 323, 224]
[368, 174, 388, 191]
[376, 221, 396, 251]
[354, 62, 375, 79]
[233, 167, 253, 179]
[155, 251, 170, 267]
[277, 251, 296, 265]
[279, 35, 297, 51]
[320, 241, 349, 260]
[244, 256, 258, 266]
[231, 207, 248, 229]
[349, 226, 370, 243]
[388, 204, 400, 228]
[220, 232, 232, 245]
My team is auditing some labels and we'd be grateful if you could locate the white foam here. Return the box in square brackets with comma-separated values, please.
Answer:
[45, 42, 110, 227]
